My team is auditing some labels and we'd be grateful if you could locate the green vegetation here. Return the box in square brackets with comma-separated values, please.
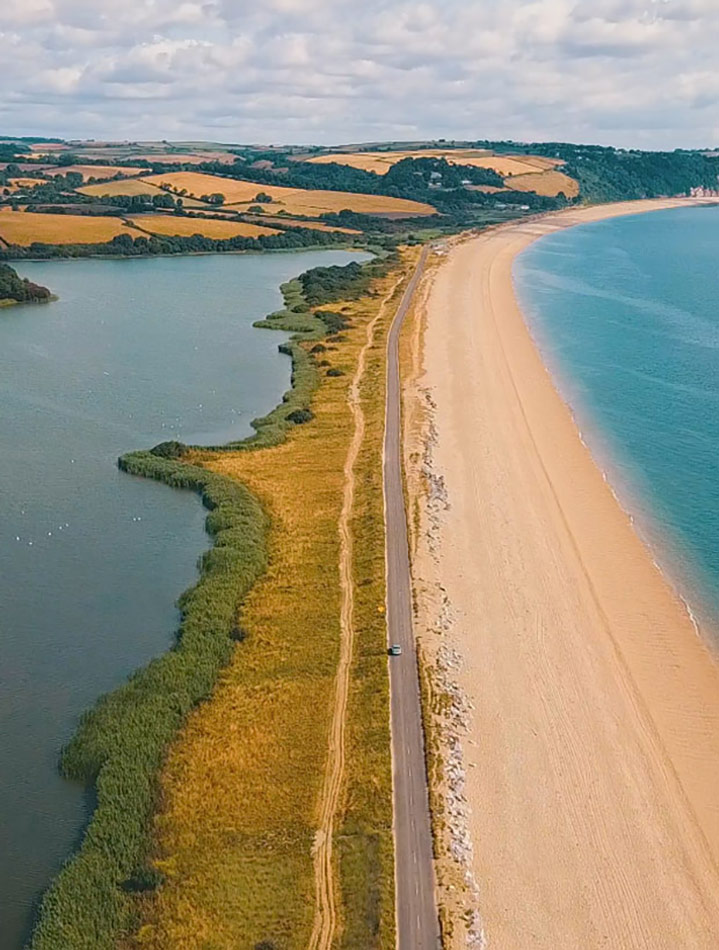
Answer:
[466, 139, 719, 202]
[195, 153, 564, 217]
[564, 148, 719, 202]
[27, 248, 397, 949]
[0, 262, 52, 304]
[0, 225, 352, 261]
[299, 252, 398, 306]
[29, 460, 270, 950]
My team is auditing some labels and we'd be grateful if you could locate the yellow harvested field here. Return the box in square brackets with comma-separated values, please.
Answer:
[128, 215, 279, 239]
[308, 149, 564, 177]
[128, 152, 236, 164]
[502, 169, 580, 198]
[79, 178, 207, 208]
[7, 178, 45, 192]
[46, 164, 146, 181]
[80, 178, 161, 197]
[466, 184, 507, 194]
[244, 215, 359, 234]
[126, 171, 434, 217]
[281, 219, 359, 234]
[0, 210, 143, 245]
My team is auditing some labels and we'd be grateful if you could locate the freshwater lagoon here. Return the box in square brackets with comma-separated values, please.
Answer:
[0, 250, 367, 948]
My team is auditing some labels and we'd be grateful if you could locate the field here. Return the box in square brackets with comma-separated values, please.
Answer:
[308, 149, 563, 177]
[79, 178, 163, 198]
[128, 258, 416, 949]
[46, 165, 146, 181]
[128, 214, 280, 239]
[502, 169, 580, 197]
[82, 171, 435, 217]
[127, 152, 236, 165]
[243, 215, 360, 234]
[79, 179, 209, 208]
[0, 210, 143, 245]
[6, 178, 45, 192]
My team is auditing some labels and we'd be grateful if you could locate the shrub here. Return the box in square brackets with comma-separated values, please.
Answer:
[149, 440, 187, 459]
[327, 368, 345, 377]
[286, 408, 314, 425]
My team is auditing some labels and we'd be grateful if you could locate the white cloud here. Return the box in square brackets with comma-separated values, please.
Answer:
[0, 0, 717, 147]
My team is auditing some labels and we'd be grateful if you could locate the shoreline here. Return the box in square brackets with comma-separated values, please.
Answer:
[511, 206, 719, 644]
[410, 198, 719, 947]
[24, 246, 380, 949]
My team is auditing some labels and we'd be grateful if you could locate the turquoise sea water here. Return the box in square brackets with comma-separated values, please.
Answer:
[0, 250, 367, 949]
[514, 205, 719, 630]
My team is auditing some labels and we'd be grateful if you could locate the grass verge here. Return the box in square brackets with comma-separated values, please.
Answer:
[127, 256, 415, 950]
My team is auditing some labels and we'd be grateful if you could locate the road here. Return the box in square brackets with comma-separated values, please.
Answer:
[383, 247, 441, 950]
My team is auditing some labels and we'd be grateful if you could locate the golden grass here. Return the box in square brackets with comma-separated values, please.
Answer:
[78, 179, 209, 208]
[501, 169, 580, 198]
[0, 210, 143, 245]
[6, 178, 45, 192]
[46, 164, 146, 181]
[129, 257, 418, 950]
[127, 152, 237, 165]
[79, 179, 162, 198]
[96, 171, 435, 217]
[128, 214, 279, 239]
[308, 149, 565, 178]
[243, 214, 360, 235]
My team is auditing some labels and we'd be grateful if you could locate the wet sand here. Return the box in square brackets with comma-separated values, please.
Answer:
[414, 200, 719, 948]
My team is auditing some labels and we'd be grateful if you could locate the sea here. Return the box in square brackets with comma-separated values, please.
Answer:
[514, 204, 719, 634]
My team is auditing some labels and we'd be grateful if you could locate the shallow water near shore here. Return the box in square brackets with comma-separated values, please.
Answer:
[0, 249, 367, 949]
[515, 205, 719, 635]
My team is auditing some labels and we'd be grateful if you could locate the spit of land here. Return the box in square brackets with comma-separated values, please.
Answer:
[408, 199, 719, 948]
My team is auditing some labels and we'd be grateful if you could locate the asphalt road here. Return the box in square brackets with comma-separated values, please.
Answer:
[383, 247, 441, 949]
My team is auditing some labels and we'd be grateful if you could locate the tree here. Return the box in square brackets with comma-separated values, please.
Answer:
[152, 193, 176, 209]
[254, 191, 273, 203]
[57, 152, 79, 167]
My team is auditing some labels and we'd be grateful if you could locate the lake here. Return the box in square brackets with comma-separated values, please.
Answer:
[0, 249, 367, 949]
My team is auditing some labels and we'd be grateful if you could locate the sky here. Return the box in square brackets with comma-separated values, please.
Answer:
[1, 0, 718, 149]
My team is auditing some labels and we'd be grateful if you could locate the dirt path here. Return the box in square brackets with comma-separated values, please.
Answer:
[308, 275, 405, 950]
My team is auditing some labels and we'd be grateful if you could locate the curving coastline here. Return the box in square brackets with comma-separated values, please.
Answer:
[411, 199, 719, 948]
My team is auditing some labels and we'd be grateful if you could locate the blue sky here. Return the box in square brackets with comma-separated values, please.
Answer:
[1, 0, 717, 148]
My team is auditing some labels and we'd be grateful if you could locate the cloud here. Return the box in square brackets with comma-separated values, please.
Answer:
[0, 0, 717, 147]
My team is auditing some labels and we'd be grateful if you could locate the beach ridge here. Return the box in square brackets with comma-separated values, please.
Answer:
[408, 198, 719, 948]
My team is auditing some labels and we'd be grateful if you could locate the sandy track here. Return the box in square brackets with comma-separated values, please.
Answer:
[415, 200, 719, 948]
[308, 276, 403, 950]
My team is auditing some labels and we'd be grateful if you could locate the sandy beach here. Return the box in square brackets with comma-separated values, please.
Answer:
[409, 199, 719, 948]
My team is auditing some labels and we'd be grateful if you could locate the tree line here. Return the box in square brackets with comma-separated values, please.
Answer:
[0, 262, 52, 302]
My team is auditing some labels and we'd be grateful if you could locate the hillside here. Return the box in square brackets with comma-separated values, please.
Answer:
[0, 137, 717, 259]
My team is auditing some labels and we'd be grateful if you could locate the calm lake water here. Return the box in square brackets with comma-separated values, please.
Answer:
[515, 205, 719, 631]
[0, 250, 367, 949]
